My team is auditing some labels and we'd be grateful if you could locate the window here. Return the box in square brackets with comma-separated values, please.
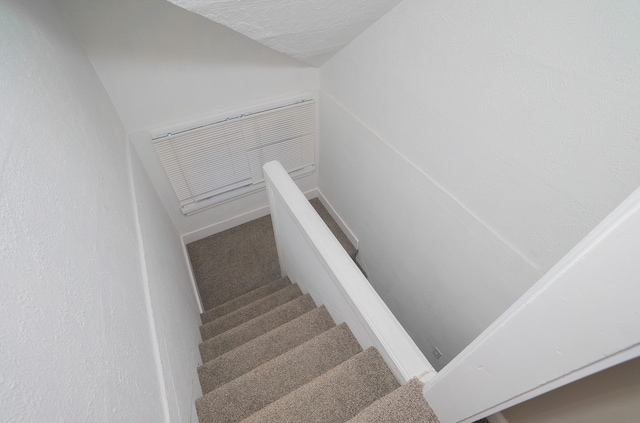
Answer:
[153, 99, 315, 215]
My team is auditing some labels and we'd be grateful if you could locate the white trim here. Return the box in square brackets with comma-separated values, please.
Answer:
[423, 185, 640, 423]
[181, 240, 204, 314]
[316, 190, 359, 249]
[150, 93, 316, 140]
[267, 175, 288, 280]
[126, 143, 171, 422]
[181, 189, 319, 244]
[182, 206, 270, 244]
[487, 413, 510, 423]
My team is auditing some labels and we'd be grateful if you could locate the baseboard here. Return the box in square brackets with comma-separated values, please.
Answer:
[488, 412, 509, 423]
[181, 189, 320, 245]
[182, 206, 271, 245]
[181, 240, 204, 314]
[315, 190, 360, 250]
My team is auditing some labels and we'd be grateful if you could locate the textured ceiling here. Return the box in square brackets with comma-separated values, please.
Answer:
[165, 0, 403, 66]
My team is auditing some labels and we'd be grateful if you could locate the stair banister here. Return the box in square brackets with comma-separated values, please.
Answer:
[263, 160, 436, 385]
[423, 185, 640, 422]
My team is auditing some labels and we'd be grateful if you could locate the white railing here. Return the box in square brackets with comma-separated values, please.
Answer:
[424, 185, 640, 422]
[266, 159, 640, 423]
[264, 161, 436, 384]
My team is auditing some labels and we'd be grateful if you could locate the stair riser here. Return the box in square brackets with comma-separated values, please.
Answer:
[200, 277, 290, 325]
[196, 323, 362, 423]
[198, 305, 336, 393]
[199, 295, 316, 364]
[199, 284, 302, 341]
[240, 348, 400, 423]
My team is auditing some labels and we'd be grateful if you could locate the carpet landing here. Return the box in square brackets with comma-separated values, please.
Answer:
[187, 198, 357, 311]
[188, 199, 486, 422]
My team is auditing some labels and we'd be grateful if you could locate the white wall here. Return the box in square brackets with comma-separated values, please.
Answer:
[422, 183, 640, 421]
[60, 0, 320, 235]
[130, 145, 203, 422]
[0, 0, 199, 420]
[265, 161, 435, 385]
[319, 0, 640, 369]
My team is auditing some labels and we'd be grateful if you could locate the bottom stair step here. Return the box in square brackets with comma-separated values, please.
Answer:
[347, 378, 440, 423]
[196, 323, 362, 423]
[198, 306, 335, 393]
[240, 347, 400, 423]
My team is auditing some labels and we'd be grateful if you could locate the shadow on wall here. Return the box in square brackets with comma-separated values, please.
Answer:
[60, 0, 319, 141]
[61, 0, 311, 69]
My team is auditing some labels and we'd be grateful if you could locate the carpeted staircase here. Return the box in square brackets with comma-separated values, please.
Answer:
[194, 276, 439, 423]
[188, 201, 490, 422]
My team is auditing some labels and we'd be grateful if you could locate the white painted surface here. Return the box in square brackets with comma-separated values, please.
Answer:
[182, 188, 319, 244]
[319, 0, 640, 367]
[319, 93, 539, 369]
[423, 186, 640, 422]
[264, 161, 436, 384]
[0, 0, 164, 420]
[181, 239, 205, 314]
[59, 0, 318, 134]
[166, 0, 403, 66]
[59, 0, 319, 236]
[130, 145, 203, 422]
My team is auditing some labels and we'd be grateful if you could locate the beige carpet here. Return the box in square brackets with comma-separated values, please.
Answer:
[193, 278, 425, 422]
[187, 198, 356, 311]
[188, 199, 490, 422]
[187, 215, 280, 310]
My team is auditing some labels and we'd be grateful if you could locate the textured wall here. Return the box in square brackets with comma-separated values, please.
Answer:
[0, 0, 192, 420]
[319, 0, 640, 369]
[165, 0, 403, 66]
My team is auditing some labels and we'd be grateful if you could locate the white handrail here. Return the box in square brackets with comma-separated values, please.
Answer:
[424, 185, 640, 422]
[264, 160, 436, 384]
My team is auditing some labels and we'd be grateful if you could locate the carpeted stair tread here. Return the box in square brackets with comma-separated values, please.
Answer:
[187, 215, 281, 311]
[199, 294, 316, 364]
[240, 347, 400, 423]
[347, 378, 439, 423]
[198, 306, 336, 393]
[199, 284, 302, 341]
[196, 323, 362, 423]
[200, 277, 291, 325]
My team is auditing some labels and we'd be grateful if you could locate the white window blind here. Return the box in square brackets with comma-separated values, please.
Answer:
[153, 99, 315, 215]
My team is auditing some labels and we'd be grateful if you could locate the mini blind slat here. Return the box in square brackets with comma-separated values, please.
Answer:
[247, 134, 315, 183]
[153, 99, 315, 213]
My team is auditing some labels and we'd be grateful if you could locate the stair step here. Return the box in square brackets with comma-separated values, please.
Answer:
[200, 277, 291, 324]
[347, 378, 439, 423]
[199, 284, 302, 341]
[198, 306, 335, 393]
[196, 324, 361, 423]
[199, 294, 316, 363]
[240, 347, 400, 423]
